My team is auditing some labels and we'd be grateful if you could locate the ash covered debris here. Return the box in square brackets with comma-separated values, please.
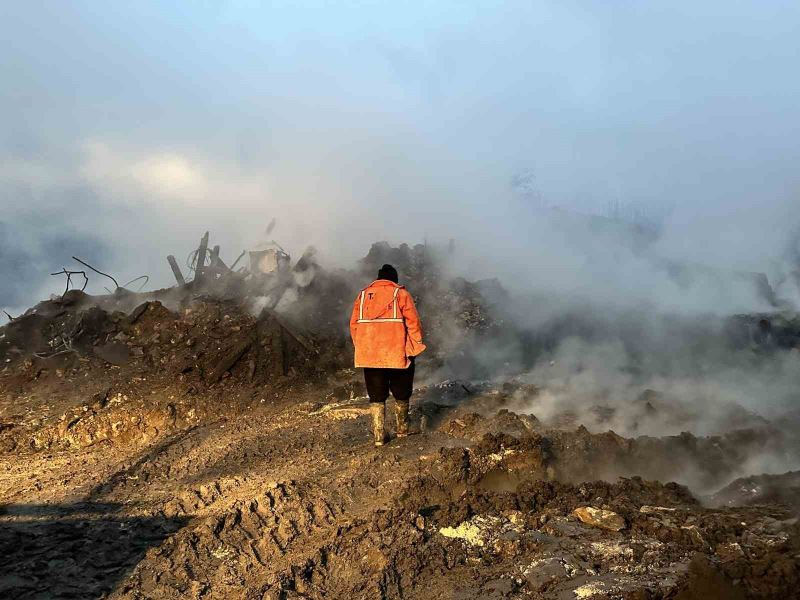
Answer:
[0, 290, 320, 386]
[6, 231, 798, 388]
[0, 235, 512, 381]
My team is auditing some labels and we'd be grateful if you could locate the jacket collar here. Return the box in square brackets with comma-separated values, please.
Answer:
[369, 279, 403, 288]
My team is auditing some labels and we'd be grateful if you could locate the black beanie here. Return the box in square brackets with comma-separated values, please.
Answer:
[377, 264, 398, 283]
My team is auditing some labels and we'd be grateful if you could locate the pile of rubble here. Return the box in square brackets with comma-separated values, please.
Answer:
[0, 235, 513, 454]
[0, 291, 319, 383]
[1, 234, 508, 380]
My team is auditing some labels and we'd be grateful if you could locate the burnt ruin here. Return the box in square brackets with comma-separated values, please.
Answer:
[1, 234, 799, 599]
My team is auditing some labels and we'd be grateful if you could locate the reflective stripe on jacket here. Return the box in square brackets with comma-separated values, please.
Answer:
[349, 279, 426, 369]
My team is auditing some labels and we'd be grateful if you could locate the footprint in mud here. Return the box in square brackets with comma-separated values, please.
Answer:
[0, 502, 187, 600]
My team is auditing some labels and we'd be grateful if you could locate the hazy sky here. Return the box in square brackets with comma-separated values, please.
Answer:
[2, 1, 800, 312]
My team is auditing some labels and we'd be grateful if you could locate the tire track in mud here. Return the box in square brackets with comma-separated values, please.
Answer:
[86, 425, 207, 501]
[112, 413, 800, 599]
[102, 407, 456, 599]
[96, 425, 628, 598]
[1, 399, 387, 600]
[110, 480, 345, 599]
[88, 403, 375, 518]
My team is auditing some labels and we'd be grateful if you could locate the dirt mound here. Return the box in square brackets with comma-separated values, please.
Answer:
[428, 385, 796, 495]
[0, 295, 322, 454]
[708, 471, 800, 510]
[1, 295, 317, 381]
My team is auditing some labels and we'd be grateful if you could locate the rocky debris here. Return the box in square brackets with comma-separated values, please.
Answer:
[0, 295, 325, 454]
[572, 506, 626, 531]
[122, 462, 737, 599]
[708, 470, 800, 510]
[438, 513, 525, 548]
[93, 341, 131, 366]
[1, 296, 319, 386]
[26, 391, 197, 452]
[439, 409, 543, 442]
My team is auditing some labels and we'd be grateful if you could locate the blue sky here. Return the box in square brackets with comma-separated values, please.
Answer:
[2, 1, 800, 311]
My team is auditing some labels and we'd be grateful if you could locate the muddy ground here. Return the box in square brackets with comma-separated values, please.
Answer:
[1, 293, 799, 599]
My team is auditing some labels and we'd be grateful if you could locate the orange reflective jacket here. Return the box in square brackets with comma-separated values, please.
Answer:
[349, 279, 426, 369]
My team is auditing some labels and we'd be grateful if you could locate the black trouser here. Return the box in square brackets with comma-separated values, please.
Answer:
[364, 358, 415, 403]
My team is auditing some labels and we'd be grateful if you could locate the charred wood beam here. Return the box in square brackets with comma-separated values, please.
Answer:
[207, 336, 254, 383]
[260, 308, 317, 355]
[270, 318, 286, 376]
[127, 302, 150, 324]
[210, 245, 229, 270]
[194, 232, 210, 285]
[167, 255, 187, 286]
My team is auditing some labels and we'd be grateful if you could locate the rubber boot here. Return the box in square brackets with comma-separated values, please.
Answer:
[371, 403, 386, 446]
[395, 400, 409, 438]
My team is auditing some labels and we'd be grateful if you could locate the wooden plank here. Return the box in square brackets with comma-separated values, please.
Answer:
[166, 255, 186, 286]
[128, 302, 150, 324]
[260, 308, 317, 355]
[207, 336, 254, 383]
[210, 245, 228, 269]
[194, 231, 209, 285]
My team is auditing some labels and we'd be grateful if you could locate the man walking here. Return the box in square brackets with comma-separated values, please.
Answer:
[349, 264, 426, 446]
